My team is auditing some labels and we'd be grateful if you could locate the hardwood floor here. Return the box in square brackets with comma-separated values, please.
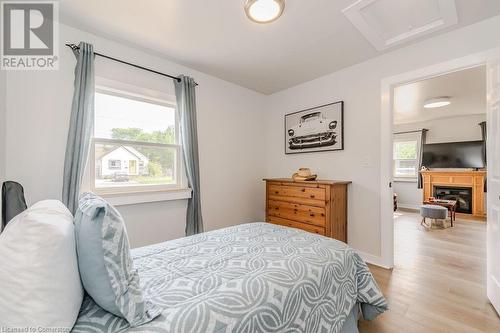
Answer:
[359, 210, 500, 333]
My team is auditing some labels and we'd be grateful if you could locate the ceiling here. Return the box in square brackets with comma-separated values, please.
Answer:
[393, 65, 486, 124]
[59, 0, 500, 94]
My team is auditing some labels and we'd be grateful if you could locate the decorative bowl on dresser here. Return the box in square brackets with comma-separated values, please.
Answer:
[264, 178, 351, 242]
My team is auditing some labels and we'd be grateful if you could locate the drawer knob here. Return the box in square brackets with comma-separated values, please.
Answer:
[310, 195, 315, 199]
[310, 213, 315, 217]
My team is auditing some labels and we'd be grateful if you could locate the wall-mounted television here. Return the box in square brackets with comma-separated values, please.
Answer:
[422, 140, 485, 169]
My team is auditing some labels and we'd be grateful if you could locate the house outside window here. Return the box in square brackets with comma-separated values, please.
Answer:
[92, 88, 182, 195]
[393, 140, 418, 179]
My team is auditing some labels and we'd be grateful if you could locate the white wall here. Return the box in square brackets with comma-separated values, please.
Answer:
[4, 23, 267, 247]
[393, 182, 423, 210]
[395, 114, 486, 144]
[264, 16, 500, 260]
[393, 114, 486, 209]
[0, 68, 6, 217]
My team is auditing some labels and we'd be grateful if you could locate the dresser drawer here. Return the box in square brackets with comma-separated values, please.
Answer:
[268, 184, 326, 201]
[268, 194, 325, 207]
[268, 216, 325, 236]
[267, 199, 326, 227]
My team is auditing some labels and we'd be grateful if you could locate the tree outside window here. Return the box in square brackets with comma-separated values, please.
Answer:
[393, 140, 418, 178]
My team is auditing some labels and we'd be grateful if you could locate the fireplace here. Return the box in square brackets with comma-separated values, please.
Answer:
[421, 170, 486, 219]
[433, 186, 473, 214]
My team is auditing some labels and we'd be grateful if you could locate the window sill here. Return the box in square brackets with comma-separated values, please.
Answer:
[101, 188, 192, 206]
[394, 178, 418, 183]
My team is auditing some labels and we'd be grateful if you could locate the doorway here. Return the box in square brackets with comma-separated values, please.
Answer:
[129, 160, 137, 174]
[375, 50, 500, 329]
[392, 65, 486, 216]
[391, 63, 488, 288]
[379, 51, 495, 268]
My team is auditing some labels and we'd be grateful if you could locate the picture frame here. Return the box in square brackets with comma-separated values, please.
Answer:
[284, 101, 344, 154]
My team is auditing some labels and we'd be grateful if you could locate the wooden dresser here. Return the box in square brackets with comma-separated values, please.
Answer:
[264, 178, 351, 242]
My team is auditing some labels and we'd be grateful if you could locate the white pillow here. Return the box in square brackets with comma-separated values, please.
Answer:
[0, 200, 83, 329]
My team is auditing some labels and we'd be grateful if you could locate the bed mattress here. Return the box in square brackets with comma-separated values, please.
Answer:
[72, 222, 387, 332]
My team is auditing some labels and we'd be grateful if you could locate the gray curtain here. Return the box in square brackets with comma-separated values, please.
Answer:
[479, 121, 487, 192]
[62, 42, 95, 214]
[479, 121, 487, 165]
[175, 75, 204, 236]
[417, 129, 428, 189]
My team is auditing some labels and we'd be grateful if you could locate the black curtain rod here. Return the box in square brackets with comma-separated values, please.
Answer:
[65, 43, 198, 85]
[393, 129, 428, 135]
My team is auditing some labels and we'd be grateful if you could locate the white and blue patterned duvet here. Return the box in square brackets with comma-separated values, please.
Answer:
[72, 223, 387, 332]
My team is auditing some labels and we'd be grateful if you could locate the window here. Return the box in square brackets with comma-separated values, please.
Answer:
[92, 89, 181, 195]
[108, 160, 121, 170]
[393, 140, 418, 178]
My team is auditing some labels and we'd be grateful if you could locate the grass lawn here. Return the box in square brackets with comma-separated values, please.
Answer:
[132, 176, 173, 185]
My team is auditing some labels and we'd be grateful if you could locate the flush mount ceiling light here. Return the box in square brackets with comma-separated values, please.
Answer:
[423, 97, 451, 108]
[245, 0, 285, 24]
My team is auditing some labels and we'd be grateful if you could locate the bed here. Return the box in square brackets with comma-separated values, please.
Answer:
[72, 222, 387, 332]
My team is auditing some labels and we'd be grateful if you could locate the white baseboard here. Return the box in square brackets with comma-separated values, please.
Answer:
[358, 251, 393, 270]
[397, 203, 420, 211]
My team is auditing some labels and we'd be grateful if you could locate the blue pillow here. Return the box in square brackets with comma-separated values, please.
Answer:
[74, 192, 161, 326]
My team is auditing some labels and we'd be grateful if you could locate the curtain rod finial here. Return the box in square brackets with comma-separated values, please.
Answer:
[65, 43, 79, 51]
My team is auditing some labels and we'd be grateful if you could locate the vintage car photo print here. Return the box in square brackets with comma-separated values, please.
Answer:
[285, 101, 344, 154]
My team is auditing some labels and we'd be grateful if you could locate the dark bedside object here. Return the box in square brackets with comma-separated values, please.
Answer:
[1, 181, 28, 232]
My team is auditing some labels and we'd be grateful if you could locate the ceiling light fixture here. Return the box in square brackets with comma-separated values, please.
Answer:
[245, 0, 285, 24]
[423, 97, 451, 109]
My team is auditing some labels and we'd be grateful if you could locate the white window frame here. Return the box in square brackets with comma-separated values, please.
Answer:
[91, 86, 185, 197]
[393, 134, 421, 181]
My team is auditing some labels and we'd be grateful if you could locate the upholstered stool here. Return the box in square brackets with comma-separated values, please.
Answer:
[420, 205, 448, 229]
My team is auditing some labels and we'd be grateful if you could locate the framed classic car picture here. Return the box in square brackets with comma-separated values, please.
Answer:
[285, 101, 344, 154]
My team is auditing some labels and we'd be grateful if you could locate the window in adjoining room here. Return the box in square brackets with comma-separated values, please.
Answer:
[92, 89, 181, 195]
[393, 140, 418, 179]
